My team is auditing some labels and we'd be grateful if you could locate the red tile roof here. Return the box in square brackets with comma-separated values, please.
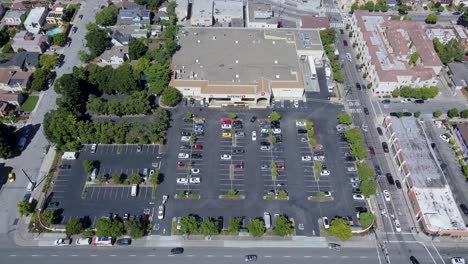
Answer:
[301, 16, 330, 29]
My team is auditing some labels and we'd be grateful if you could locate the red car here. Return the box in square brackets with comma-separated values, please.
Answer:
[235, 162, 244, 170]
[368, 146, 376, 156]
[192, 144, 203, 150]
[177, 161, 185, 169]
[343, 40, 348, 47]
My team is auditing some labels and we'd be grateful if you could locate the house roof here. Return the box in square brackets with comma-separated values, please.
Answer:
[0, 70, 14, 84]
[0, 52, 40, 70]
[9, 71, 32, 86]
[457, 123, 468, 143]
[100, 46, 129, 61]
[0, 92, 22, 102]
[448, 62, 468, 88]
[112, 30, 132, 44]
[11, 2, 27, 10]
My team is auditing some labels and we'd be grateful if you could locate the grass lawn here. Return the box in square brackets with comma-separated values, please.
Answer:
[19, 95, 39, 112]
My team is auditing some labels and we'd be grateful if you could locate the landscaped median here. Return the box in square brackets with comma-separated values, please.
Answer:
[308, 191, 333, 202]
[219, 190, 245, 200]
[344, 128, 368, 160]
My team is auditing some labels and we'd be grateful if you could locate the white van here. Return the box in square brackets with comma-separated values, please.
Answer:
[263, 212, 271, 229]
[61, 152, 77, 160]
[26, 181, 35, 192]
[91, 168, 98, 181]
[131, 184, 138, 196]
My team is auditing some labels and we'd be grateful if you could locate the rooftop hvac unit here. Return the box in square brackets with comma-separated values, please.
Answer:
[275, 75, 280, 79]
[235, 60, 239, 64]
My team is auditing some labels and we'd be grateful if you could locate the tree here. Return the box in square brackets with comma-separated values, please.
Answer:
[228, 218, 241, 235]
[359, 212, 375, 229]
[30, 68, 51, 91]
[228, 113, 237, 120]
[1, 40, 12, 53]
[180, 216, 198, 235]
[78, 50, 91, 63]
[433, 110, 442, 118]
[199, 220, 219, 236]
[65, 219, 83, 237]
[269, 111, 281, 123]
[82, 229, 95, 238]
[17, 200, 31, 216]
[125, 219, 144, 239]
[448, 108, 459, 118]
[409, 52, 419, 66]
[133, 58, 150, 78]
[327, 218, 352, 241]
[0, 30, 9, 47]
[460, 110, 468, 119]
[364, 1, 375, 11]
[344, 128, 368, 160]
[39, 54, 58, 70]
[247, 219, 265, 237]
[161, 86, 181, 106]
[95, 6, 118, 26]
[320, 28, 336, 46]
[149, 169, 160, 186]
[337, 113, 352, 125]
[145, 62, 172, 95]
[85, 24, 111, 58]
[351, 2, 359, 12]
[52, 33, 67, 47]
[361, 179, 377, 198]
[82, 160, 94, 175]
[95, 218, 124, 238]
[128, 173, 142, 184]
[272, 216, 294, 236]
[0, 123, 16, 159]
[357, 162, 375, 181]
[425, 13, 438, 24]
[110, 63, 140, 94]
[414, 111, 421, 118]
[398, 5, 411, 14]
[129, 38, 148, 60]
[111, 173, 122, 184]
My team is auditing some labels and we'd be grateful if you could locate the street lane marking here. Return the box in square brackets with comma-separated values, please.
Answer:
[360, 256, 368, 258]
[90, 254, 97, 257]
[321, 256, 329, 258]
[129, 255, 136, 257]
[224, 255, 232, 257]
[206, 255, 213, 257]
[264, 256, 271, 258]
[187, 255, 194, 257]
[304, 256, 312, 258]
[168, 255, 175, 257]
[283, 256, 291, 258]
[31, 255, 40, 257]
[109, 255, 116, 257]
[147, 255, 155, 257]
[71, 255, 78, 257]
[9, 255, 16, 257]
[341, 256, 349, 258]
[50, 255, 58, 257]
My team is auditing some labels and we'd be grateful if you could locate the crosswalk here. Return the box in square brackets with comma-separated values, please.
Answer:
[330, 22, 346, 28]
[322, 7, 341, 13]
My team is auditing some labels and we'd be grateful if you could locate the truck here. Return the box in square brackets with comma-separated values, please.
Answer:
[334, 49, 340, 60]
[61, 152, 77, 160]
[307, 56, 317, 79]
[325, 66, 331, 79]
[263, 212, 271, 229]
[131, 184, 138, 196]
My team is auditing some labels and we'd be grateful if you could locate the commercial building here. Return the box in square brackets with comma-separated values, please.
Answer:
[382, 117, 468, 237]
[24, 7, 48, 34]
[246, 1, 278, 29]
[455, 123, 468, 157]
[191, 0, 213, 27]
[175, 0, 189, 21]
[169, 28, 323, 106]
[350, 11, 443, 96]
[300, 16, 330, 30]
[213, 0, 243, 24]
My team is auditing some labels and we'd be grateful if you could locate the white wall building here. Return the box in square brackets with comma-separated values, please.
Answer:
[24, 7, 48, 34]
[191, 0, 213, 27]
[174, 0, 189, 21]
[213, 0, 243, 24]
[246, 0, 278, 29]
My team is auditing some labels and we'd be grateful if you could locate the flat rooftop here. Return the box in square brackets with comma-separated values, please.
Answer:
[173, 28, 306, 84]
[391, 117, 444, 188]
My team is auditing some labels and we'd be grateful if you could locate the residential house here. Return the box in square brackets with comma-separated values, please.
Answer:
[350, 10, 442, 96]
[112, 25, 148, 46]
[1, 10, 27, 27]
[154, 11, 170, 22]
[246, 1, 278, 29]
[455, 123, 468, 157]
[46, 4, 64, 25]
[120, 0, 146, 10]
[0, 69, 32, 92]
[117, 8, 150, 28]
[24, 7, 48, 34]
[0, 52, 40, 72]
[448, 63, 468, 90]
[10, 1, 28, 11]
[99, 46, 129, 66]
[191, 0, 213, 27]
[12, 31, 50, 53]
[213, 0, 243, 24]
[112, 30, 132, 46]
[0, 92, 25, 106]
[0, 101, 12, 117]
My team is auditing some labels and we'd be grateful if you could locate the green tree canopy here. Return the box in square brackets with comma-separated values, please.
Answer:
[129, 38, 148, 60]
[433, 110, 442, 118]
[39, 54, 58, 70]
[228, 218, 241, 235]
[448, 108, 459, 118]
[180, 216, 198, 235]
[83, 160, 94, 175]
[161, 86, 181, 106]
[95, 6, 119, 26]
[357, 162, 375, 181]
[425, 13, 438, 24]
[0, 123, 17, 159]
[125, 219, 144, 239]
[30, 68, 51, 91]
[95, 218, 124, 238]
[199, 220, 220, 236]
[359, 212, 375, 229]
[145, 62, 171, 95]
[52, 33, 67, 46]
[66, 219, 83, 237]
[337, 113, 353, 125]
[361, 179, 377, 198]
[85, 24, 111, 58]
[272, 216, 294, 236]
[128, 173, 142, 184]
[460, 110, 468, 119]
[399, 86, 438, 99]
[17, 200, 31, 216]
[328, 218, 352, 241]
[247, 219, 265, 237]
[344, 128, 368, 160]
[269, 111, 281, 122]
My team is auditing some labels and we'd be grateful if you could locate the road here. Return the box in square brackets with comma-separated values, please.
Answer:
[0, 0, 107, 242]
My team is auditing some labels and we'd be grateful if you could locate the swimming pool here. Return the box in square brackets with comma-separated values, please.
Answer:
[47, 28, 63, 36]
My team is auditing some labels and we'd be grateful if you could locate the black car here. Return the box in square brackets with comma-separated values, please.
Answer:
[382, 142, 389, 153]
[386, 173, 394, 185]
[356, 83, 361, 90]
[250, 116, 257, 123]
[181, 131, 191, 136]
[191, 153, 202, 159]
[23, 193, 31, 201]
[72, 26, 78, 34]
[374, 165, 382, 176]
[345, 156, 356, 162]
[48, 201, 60, 209]
[395, 180, 402, 189]
[59, 164, 71, 169]
[245, 255, 258, 262]
[389, 112, 398, 117]
[410, 256, 420, 264]
[260, 141, 270, 146]
[340, 29, 344, 34]
[377, 127, 383, 136]
[355, 206, 367, 213]
[353, 188, 362, 194]
[233, 149, 245, 154]
[460, 204, 468, 215]
[403, 112, 412, 117]
[171, 247, 184, 254]
[79, 14, 83, 19]
[381, 99, 391, 104]
[297, 129, 307, 134]
[116, 238, 131, 245]
[414, 99, 425, 104]
[363, 107, 369, 115]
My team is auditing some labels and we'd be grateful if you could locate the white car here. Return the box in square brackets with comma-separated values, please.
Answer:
[351, 182, 360, 188]
[346, 166, 357, 172]
[176, 178, 188, 184]
[162, 195, 168, 204]
[323, 191, 332, 197]
[353, 194, 365, 200]
[176, 217, 182, 230]
[90, 144, 97, 153]
[191, 168, 200, 174]
[394, 219, 401, 232]
[181, 136, 190, 142]
[383, 190, 391, 202]
[322, 217, 330, 229]
[189, 177, 201, 184]
[296, 120, 306, 126]
[294, 101, 299, 108]
[350, 177, 360, 183]
[149, 169, 155, 176]
[252, 131, 257, 141]
[313, 156, 325, 161]
[439, 134, 450, 142]
[158, 205, 164, 219]
[321, 170, 330, 176]
[272, 128, 281, 134]
[451, 257, 466, 264]
[221, 154, 231, 160]
[75, 238, 91, 245]
[401, 98, 411, 103]
[260, 145, 271, 151]
[301, 156, 312, 161]
[178, 153, 189, 159]
[54, 238, 71, 246]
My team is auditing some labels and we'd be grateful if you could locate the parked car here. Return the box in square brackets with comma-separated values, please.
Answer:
[221, 154, 231, 160]
[382, 99, 391, 104]
[401, 98, 411, 103]
[250, 116, 257, 123]
[368, 146, 376, 156]
[178, 153, 189, 159]
[301, 156, 312, 162]
[353, 194, 365, 200]
[395, 180, 402, 189]
[343, 40, 348, 46]
[245, 255, 258, 262]
[251, 131, 257, 141]
[171, 247, 184, 254]
[439, 134, 450, 142]
[414, 99, 425, 104]
[297, 129, 307, 134]
[322, 217, 330, 229]
[382, 142, 389, 153]
[296, 120, 306, 126]
[386, 173, 394, 185]
[116, 238, 131, 245]
[459, 204, 468, 215]
[363, 107, 369, 115]
[356, 83, 361, 90]
[377, 127, 383, 136]
[54, 238, 72, 246]
[75, 237, 91, 245]
[72, 26, 78, 34]
[383, 190, 391, 202]
[410, 256, 420, 264]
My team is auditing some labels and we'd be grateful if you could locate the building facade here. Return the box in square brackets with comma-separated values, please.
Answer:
[191, 0, 213, 27]
[213, 0, 243, 24]
[246, 1, 278, 29]
[24, 7, 48, 34]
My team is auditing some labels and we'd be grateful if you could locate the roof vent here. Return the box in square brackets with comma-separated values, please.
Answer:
[274, 60, 278, 64]
[212, 36, 216, 40]
[235, 60, 239, 64]
[195, 59, 199, 63]
[235, 74, 239, 78]
[197, 40, 201, 43]
[275, 75, 280, 79]
[235, 40, 238, 44]
[272, 41, 276, 44]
